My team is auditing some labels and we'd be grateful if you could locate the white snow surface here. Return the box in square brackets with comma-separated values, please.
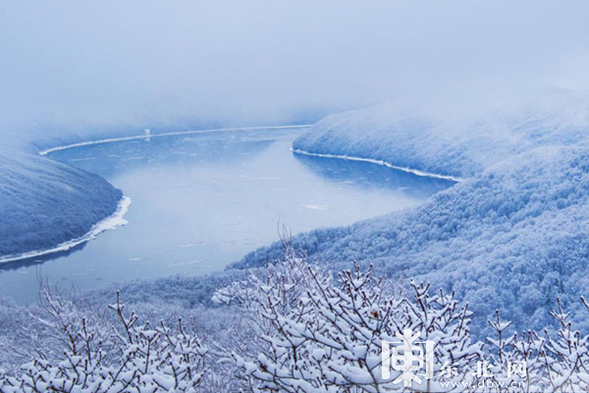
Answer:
[0, 148, 124, 261]
[0, 197, 130, 264]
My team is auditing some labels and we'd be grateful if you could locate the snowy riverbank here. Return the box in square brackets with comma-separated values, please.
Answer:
[0, 148, 125, 262]
[0, 197, 130, 264]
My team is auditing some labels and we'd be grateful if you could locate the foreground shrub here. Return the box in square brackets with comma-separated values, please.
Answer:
[3, 252, 589, 392]
[0, 289, 207, 393]
[214, 250, 481, 392]
[214, 251, 589, 393]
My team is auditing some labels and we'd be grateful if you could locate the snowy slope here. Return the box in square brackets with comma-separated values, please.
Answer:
[0, 148, 123, 259]
[234, 96, 589, 336]
[293, 95, 589, 179]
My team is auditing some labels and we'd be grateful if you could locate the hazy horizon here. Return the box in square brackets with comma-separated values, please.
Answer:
[2, 0, 589, 144]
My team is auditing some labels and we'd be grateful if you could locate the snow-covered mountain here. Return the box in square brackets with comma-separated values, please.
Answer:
[233, 95, 589, 336]
[293, 94, 589, 179]
[0, 148, 123, 260]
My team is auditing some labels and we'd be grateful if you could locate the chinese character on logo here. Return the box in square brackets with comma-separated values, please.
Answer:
[507, 361, 527, 378]
[382, 329, 435, 387]
[440, 361, 459, 378]
[472, 361, 495, 378]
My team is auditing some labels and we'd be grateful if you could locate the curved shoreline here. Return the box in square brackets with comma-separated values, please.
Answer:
[13, 125, 452, 268]
[291, 148, 464, 182]
[7, 124, 310, 266]
[0, 196, 131, 265]
[39, 124, 312, 156]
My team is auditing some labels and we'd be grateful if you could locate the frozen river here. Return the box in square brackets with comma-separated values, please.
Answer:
[0, 127, 452, 302]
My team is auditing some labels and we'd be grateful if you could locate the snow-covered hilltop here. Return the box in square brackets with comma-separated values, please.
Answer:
[293, 94, 589, 179]
[0, 148, 123, 262]
[234, 94, 589, 336]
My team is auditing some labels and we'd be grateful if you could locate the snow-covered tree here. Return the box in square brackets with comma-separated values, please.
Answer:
[486, 297, 589, 393]
[4, 252, 589, 393]
[214, 250, 482, 392]
[0, 290, 207, 393]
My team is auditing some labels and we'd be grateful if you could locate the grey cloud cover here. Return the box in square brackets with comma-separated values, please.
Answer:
[1, 0, 588, 144]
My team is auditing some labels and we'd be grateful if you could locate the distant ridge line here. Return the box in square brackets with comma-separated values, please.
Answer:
[39, 124, 313, 156]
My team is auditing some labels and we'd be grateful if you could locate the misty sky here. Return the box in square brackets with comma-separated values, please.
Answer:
[1, 0, 589, 140]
